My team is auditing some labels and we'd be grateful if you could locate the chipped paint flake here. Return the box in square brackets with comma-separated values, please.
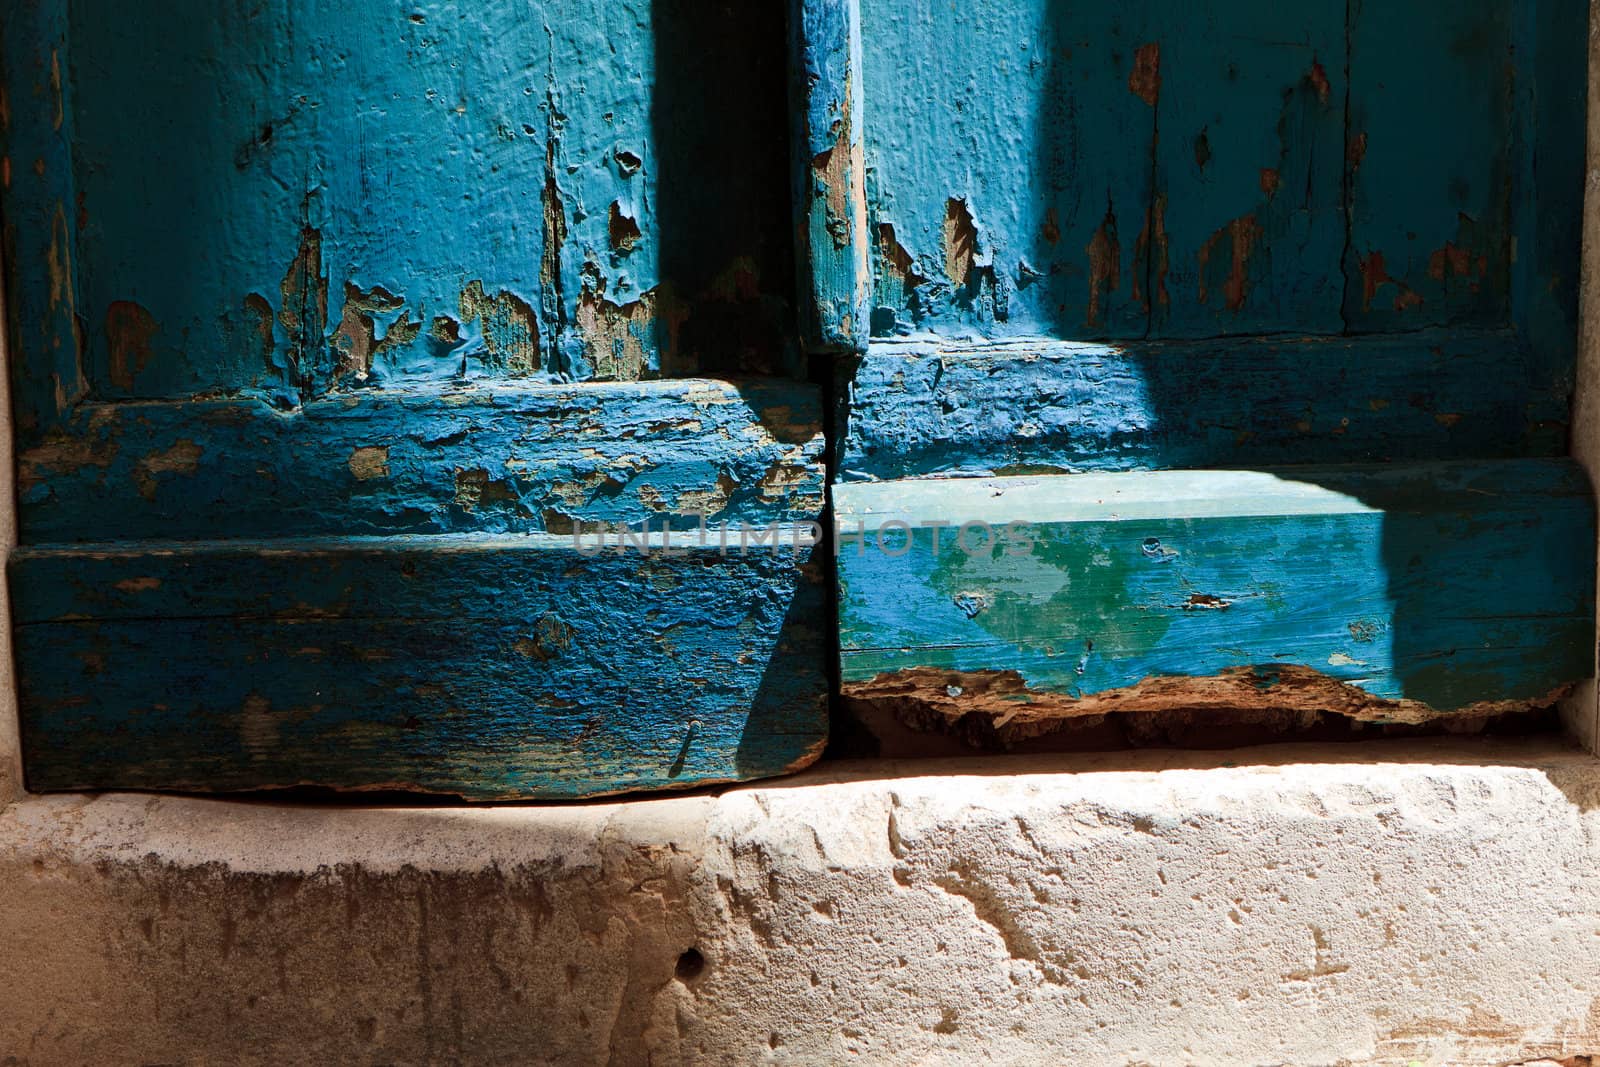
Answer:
[104, 301, 159, 391]
[348, 446, 390, 481]
[134, 439, 202, 501]
[1085, 204, 1121, 328]
[1197, 215, 1264, 312]
[577, 285, 656, 382]
[1128, 43, 1161, 107]
[942, 198, 979, 288]
[459, 282, 539, 376]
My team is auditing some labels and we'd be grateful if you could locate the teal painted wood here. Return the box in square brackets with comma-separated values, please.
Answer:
[858, 0, 1158, 339]
[17, 378, 824, 543]
[4, 0, 798, 423]
[13, 536, 827, 799]
[1148, 1, 1346, 337]
[1510, 0, 1589, 373]
[847, 0, 1585, 347]
[0, 0, 85, 440]
[1343, 1, 1513, 332]
[839, 332, 1570, 481]
[835, 459, 1595, 715]
[790, 0, 870, 352]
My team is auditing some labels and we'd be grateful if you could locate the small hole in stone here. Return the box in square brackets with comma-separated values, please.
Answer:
[675, 948, 706, 982]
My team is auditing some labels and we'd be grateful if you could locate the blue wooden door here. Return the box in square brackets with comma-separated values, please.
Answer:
[1, 3, 828, 798]
[6, 1, 1596, 792]
[812, 0, 1597, 747]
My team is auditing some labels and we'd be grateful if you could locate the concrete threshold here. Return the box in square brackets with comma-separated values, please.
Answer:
[3, 736, 1600, 1065]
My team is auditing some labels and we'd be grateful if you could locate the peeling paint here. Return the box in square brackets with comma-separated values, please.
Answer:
[1128, 43, 1161, 107]
[1197, 215, 1264, 312]
[1347, 131, 1368, 167]
[1427, 239, 1489, 284]
[576, 284, 655, 382]
[1359, 251, 1425, 313]
[942, 198, 979, 287]
[512, 614, 575, 661]
[1306, 59, 1332, 104]
[347, 446, 390, 482]
[134, 439, 202, 501]
[1085, 204, 1120, 328]
[1039, 208, 1060, 246]
[335, 284, 420, 380]
[1133, 194, 1169, 310]
[277, 227, 328, 393]
[813, 123, 855, 252]
[459, 281, 539, 376]
[104, 301, 158, 391]
[878, 223, 926, 299]
[17, 432, 119, 493]
[452, 468, 527, 515]
[607, 201, 641, 255]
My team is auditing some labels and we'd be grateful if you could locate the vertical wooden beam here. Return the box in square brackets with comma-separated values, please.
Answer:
[789, 0, 870, 353]
[1511, 0, 1590, 373]
[1562, 0, 1600, 752]
[0, 0, 85, 445]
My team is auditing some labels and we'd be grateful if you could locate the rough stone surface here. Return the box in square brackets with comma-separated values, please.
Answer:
[3, 738, 1600, 1065]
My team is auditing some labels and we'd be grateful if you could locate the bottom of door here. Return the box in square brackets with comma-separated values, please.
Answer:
[836, 458, 1596, 751]
[12, 535, 827, 800]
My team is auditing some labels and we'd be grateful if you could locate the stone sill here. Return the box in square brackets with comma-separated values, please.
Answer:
[3, 736, 1600, 1065]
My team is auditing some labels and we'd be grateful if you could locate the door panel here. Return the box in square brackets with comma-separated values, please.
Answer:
[17, 381, 824, 542]
[1149, 0, 1347, 337]
[1344, 0, 1514, 332]
[2, 1, 826, 797]
[838, 331, 1569, 482]
[858, 0, 1158, 338]
[812, 0, 1595, 753]
[15, 537, 824, 799]
[837, 460, 1594, 730]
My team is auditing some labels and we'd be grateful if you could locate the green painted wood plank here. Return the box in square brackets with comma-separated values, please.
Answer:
[835, 459, 1594, 716]
[15, 537, 826, 799]
[859, 0, 1157, 338]
[1148, 0, 1346, 337]
[1343, 0, 1515, 332]
[839, 331, 1569, 481]
[18, 378, 824, 543]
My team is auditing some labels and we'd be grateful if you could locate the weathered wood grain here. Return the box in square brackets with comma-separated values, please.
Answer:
[858, 0, 1157, 338]
[18, 378, 824, 543]
[1149, 1, 1347, 337]
[790, 0, 870, 352]
[0, 0, 86, 440]
[15, 536, 827, 799]
[838, 332, 1570, 481]
[1343, 0, 1514, 332]
[836, 459, 1595, 719]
